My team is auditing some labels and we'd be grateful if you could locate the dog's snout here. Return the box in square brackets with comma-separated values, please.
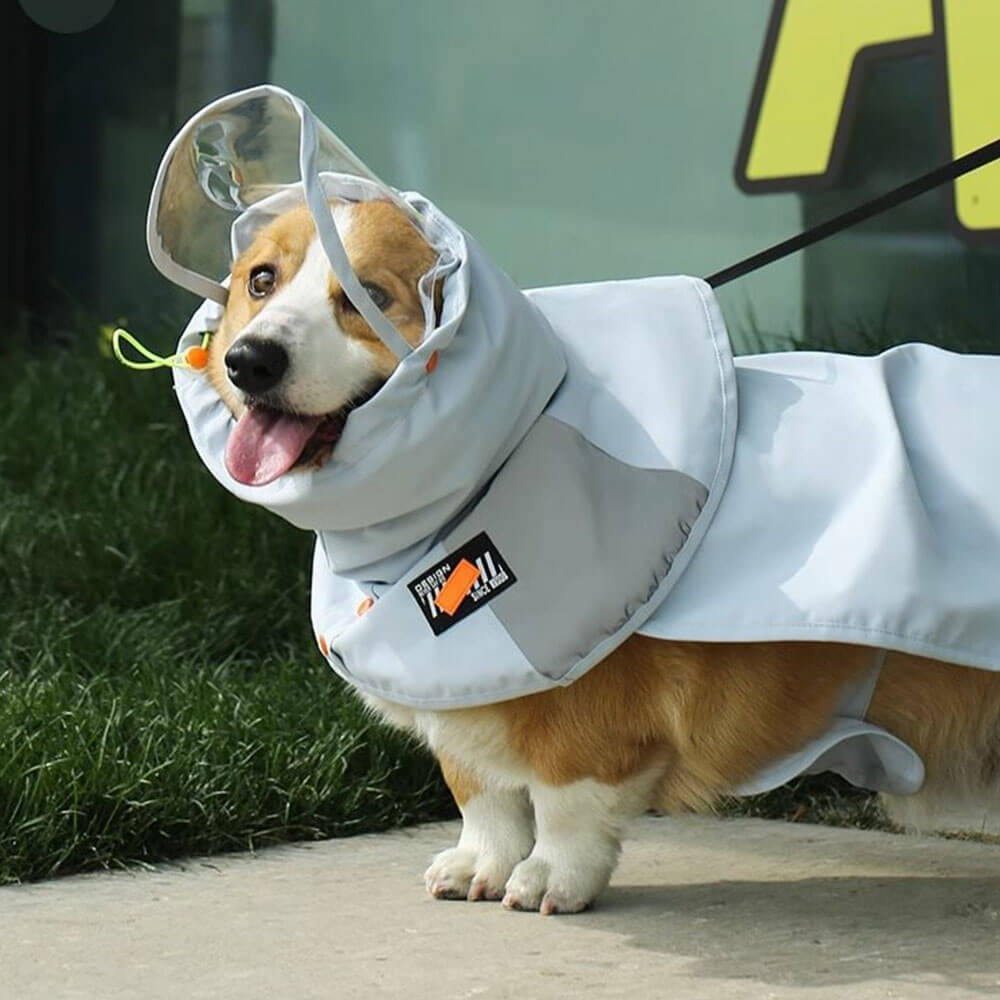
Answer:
[225, 339, 289, 395]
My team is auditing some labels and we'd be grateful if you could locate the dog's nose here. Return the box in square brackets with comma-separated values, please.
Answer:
[224, 339, 289, 394]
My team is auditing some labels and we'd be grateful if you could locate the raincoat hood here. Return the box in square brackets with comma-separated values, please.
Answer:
[172, 180, 568, 582]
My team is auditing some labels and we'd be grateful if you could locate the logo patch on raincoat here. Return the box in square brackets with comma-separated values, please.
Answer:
[408, 532, 517, 634]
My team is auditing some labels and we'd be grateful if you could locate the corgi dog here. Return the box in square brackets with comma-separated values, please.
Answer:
[207, 198, 1000, 915]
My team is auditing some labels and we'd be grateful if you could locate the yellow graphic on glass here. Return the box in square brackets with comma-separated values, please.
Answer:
[739, 0, 998, 236]
[940, 2, 999, 231]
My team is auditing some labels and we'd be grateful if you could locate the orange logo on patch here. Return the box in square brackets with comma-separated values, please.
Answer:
[434, 558, 481, 616]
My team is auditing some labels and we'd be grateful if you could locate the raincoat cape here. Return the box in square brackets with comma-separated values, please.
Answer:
[150, 87, 1000, 798]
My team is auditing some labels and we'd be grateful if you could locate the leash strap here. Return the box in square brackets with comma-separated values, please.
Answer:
[706, 136, 1000, 289]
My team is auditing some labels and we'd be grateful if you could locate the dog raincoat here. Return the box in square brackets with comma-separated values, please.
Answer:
[149, 86, 1000, 797]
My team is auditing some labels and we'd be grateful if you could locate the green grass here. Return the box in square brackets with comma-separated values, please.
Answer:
[0, 328, 454, 883]
[722, 774, 890, 831]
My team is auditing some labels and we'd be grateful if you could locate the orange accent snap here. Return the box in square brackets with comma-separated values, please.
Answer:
[356, 597, 375, 616]
[425, 350, 439, 374]
[318, 634, 329, 656]
[184, 345, 209, 370]
[434, 558, 481, 616]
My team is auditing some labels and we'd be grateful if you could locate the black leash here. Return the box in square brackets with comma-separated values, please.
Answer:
[706, 136, 1000, 289]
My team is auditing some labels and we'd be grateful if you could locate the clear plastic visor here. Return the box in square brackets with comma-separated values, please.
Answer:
[147, 86, 423, 357]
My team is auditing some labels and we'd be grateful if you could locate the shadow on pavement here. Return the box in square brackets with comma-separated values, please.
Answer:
[585, 874, 1000, 991]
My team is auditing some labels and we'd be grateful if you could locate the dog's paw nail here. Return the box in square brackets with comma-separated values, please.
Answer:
[427, 878, 466, 900]
[468, 878, 500, 902]
[540, 891, 588, 916]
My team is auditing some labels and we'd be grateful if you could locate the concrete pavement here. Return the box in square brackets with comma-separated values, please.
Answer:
[2, 815, 998, 999]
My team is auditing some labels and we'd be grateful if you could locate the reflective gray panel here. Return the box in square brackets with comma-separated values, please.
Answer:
[444, 415, 707, 681]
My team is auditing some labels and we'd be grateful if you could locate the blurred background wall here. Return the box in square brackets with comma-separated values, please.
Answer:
[8, 0, 999, 352]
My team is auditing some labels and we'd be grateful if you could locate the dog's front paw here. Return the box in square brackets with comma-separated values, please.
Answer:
[424, 847, 519, 902]
[502, 855, 602, 915]
[424, 846, 478, 899]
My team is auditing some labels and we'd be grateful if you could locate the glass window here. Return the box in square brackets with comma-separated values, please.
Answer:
[11, 0, 999, 355]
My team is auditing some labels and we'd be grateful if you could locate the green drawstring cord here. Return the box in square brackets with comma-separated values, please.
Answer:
[111, 327, 211, 372]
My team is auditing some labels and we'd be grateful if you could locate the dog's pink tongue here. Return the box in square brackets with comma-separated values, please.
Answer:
[224, 408, 322, 486]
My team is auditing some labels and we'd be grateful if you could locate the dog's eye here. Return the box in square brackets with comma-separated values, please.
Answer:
[248, 265, 276, 298]
[342, 283, 392, 313]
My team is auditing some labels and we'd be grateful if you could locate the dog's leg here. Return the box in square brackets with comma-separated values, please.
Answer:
[424, 753, 534, 902]
[502, 766, 661, 915]
[869, 652, 1000, 834]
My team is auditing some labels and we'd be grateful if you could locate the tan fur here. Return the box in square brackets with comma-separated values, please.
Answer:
[207, 200, 437, 414]
[868, 651, 1000, 828]
[432, 638, 874, 809]
[437, 752, 483, 809]
[428, 640, 1000, 819]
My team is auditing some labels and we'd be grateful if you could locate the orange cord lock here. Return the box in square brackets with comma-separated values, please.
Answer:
[425, 350, 439, 374]
[318, 634, 329, 656]
[356, 597, 375, 617]
[184, 345, 210, 370]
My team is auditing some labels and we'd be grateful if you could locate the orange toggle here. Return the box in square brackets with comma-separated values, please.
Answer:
[184, 345, 209, 370]
[318, 634, 329, 656]
[356, 597, 375, 616]
[434, 558, 481, 616]
[425, 350, 439, 374]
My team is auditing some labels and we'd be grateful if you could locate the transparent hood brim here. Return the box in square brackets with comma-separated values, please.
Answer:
[146, 84, 423, 358]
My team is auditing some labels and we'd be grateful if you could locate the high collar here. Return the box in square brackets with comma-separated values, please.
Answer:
[174, 188, 567, 583]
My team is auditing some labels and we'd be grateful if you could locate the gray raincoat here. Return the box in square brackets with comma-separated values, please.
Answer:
[149, 86, 1000, 798]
